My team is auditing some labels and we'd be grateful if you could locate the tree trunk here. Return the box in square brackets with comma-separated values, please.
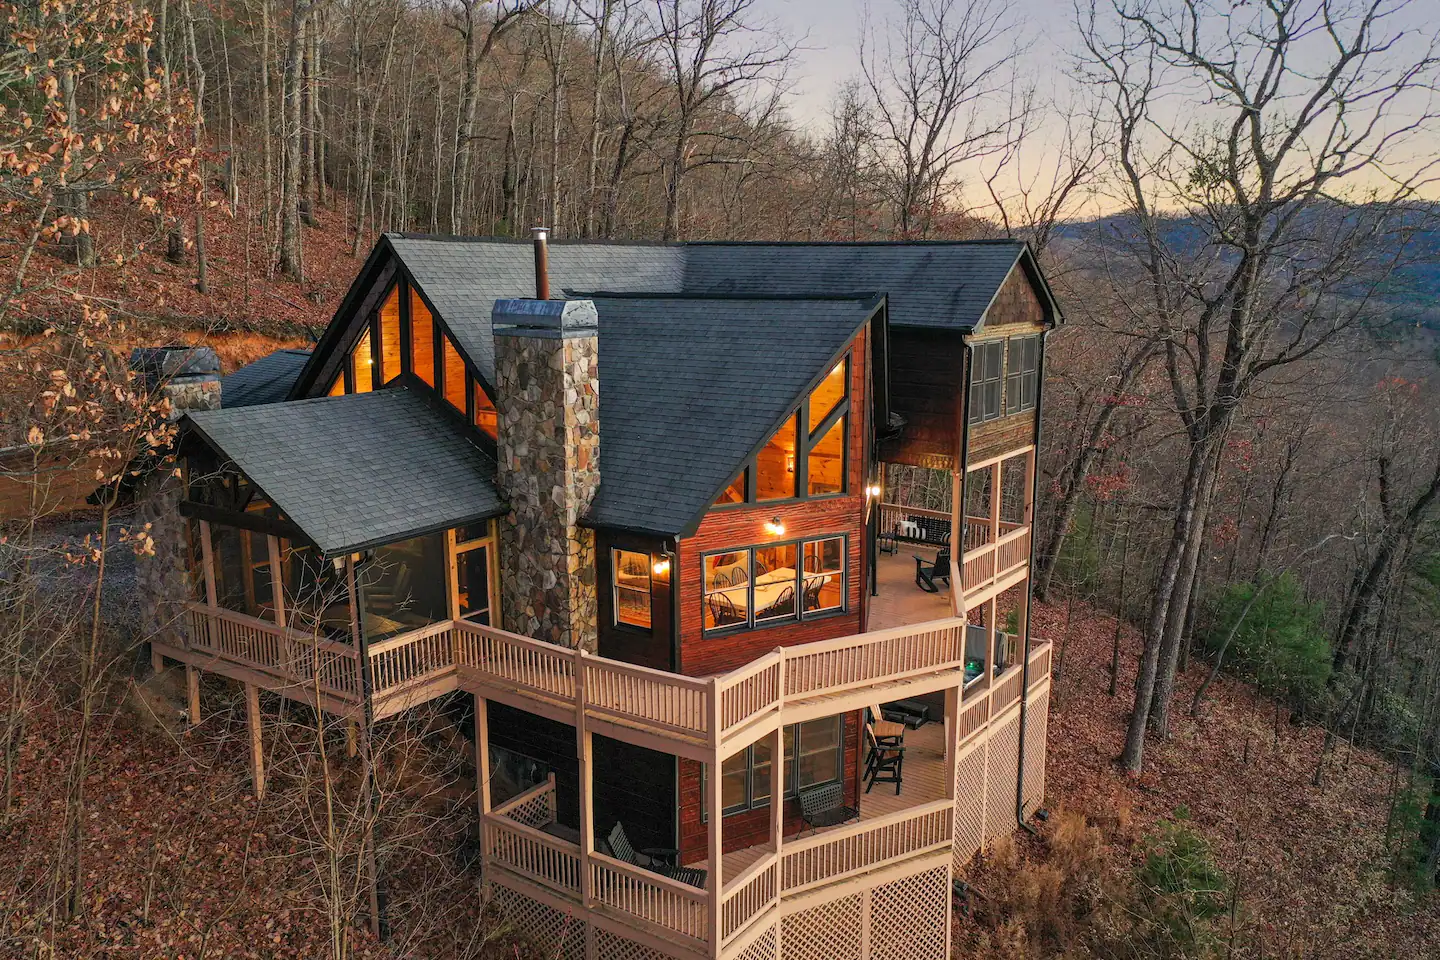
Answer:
[278, 0, 312, 278]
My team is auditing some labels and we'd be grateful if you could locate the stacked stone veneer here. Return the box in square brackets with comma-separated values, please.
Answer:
[130, 347, 221, 650]
[492, 299, 601, 652]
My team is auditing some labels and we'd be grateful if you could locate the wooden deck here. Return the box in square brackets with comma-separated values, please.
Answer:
[868, 547, 955, 631]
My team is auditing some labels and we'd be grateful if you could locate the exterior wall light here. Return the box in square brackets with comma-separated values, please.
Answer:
[764, 517, 786, 536]
[651, 557, 671, 577]
[865, 483, 882, 498]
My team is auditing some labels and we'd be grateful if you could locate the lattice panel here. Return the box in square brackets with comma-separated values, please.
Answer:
[1021, 688, 1049, 818]
[491, 882, 585, 960]
[734, 923, 779, 960]
[593, 926, 678, 960]
[984, 710, 1021, 847]
[868, 865, 949, 960]
[780, 892, 862, 960]
[952, 737, 987, 871]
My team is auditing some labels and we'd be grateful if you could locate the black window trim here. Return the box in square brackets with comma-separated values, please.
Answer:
[700, 534, 848, 637]
[713, 352, 852, 510]
[701, 715, 846, 819]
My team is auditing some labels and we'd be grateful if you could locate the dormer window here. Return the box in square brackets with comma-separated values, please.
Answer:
[322, 278, 498, 441]
[716, 352, 851, 507]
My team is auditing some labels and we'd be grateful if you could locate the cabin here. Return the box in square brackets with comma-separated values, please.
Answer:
[143, 231, 1060, 960]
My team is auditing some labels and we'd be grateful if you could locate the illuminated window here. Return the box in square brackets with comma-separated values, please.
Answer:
[703, 536, 845, 634]
[378, 285, 402, 384]
[442, 334, 466, 413]
[410, 289, 435, 387]
[808, 357, 847, 433]
[352, 329, 374, 393]
[612, 549, 652, 628]
[703, 716, 842, 816]
[472, 379, 498, 439]
[715, 470, 746, 506]
[756, 414, 797, 501]
[807, 417, 844, 496]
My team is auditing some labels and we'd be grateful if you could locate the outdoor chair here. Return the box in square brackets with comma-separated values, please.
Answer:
[601, 823, 708, 889]
[863, 726, 905, 795]
[798, 781, 859, 833]
[914, 549, 951, 593]
[365, 562, 413, 614]
[867, 704, 908, 744]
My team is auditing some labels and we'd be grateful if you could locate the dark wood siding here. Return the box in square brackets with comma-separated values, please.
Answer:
[596, 530, 674, 671]
[881, 328, 965, 469]
[486, 701, 677, 853]
[964, 266, 1048, 463]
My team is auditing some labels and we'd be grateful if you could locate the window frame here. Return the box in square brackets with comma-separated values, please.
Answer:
[701, 534, 849, 636]
[967, 340, 1005, 425]
[1004, 336, 1040, 416]
[702, 716, 845, 818]
[712, 351, 852, 510]
[611, 547, 654, 630]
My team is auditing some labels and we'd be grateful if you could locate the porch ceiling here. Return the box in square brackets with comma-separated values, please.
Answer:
[183, 385, 505, 556]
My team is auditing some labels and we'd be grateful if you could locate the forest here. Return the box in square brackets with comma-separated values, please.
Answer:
[2, 0, 1439, 957]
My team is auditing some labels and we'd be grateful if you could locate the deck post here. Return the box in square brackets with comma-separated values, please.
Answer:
[475, 693, 491, 874]
[198, 519, 218, 609]
[244, 682, 265, 800]
[986, 598, 999, 684]
[185, 665, 201, 726]
[151, 646, 164, 675]
[346, 719, 358, 759]
[267, 535, 285, 627]
[708, 680, 724, 959]
[944, 683, 960, 800]
[575, 649, 594, 913]
[990, 460, 1002, 544]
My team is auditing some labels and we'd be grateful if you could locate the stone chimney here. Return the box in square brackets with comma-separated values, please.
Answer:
[129, 345, 222, 417]
[492, 298, 601, 650]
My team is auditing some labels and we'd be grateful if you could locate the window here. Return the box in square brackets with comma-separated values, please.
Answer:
[456, 543, 492, 624]
[378, 285, 402, 384]
[361, 532, 448, 639]
[703, 551, 751, 630]
[715, 350, 852, 507]
[756, 414, 797, 501]
[441, 334, 466, 414]
[703, 536, 846, 634]
[703, 717, 844, 816]
[472, 379, 498, 439]
[1005, 336, 1040, 415]
[967, 341, 1003, 424]
[352, 328, 374, 393]
[612, 549, 653, 628]
[410, 288, 436, 387]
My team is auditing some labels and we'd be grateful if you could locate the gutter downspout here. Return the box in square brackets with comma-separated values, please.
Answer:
[350, 555, 391, 938]
[1015, 330, 1050, 832]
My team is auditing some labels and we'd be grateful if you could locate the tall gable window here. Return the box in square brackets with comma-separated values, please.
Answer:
[323, 277, 498, 441]
[968, 341, 1003, 424]
[1005, 336, 1039, 415]
[716, 352, 852, 507]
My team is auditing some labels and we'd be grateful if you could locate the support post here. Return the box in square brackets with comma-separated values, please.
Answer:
[944, 683, 960, 800]
[198, 519, 217, 609]
[769, 724, 785, 854]
[986, 597, 998, 685]
[475, 693, 491, 873]
[708, 682, 724, 958]
[267, 535, 285, 627]
[185, 665, 201, 726]
[245, 682, 265, 800]
[576, 649, 594, 909]
[346, 719, 358, 759]
[151, 647, 164, 675]
[990, 461, 1002, 544]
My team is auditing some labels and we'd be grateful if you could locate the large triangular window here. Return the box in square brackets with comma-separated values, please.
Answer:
[715, 352, 851, 506]
[320, 276, 498, 442]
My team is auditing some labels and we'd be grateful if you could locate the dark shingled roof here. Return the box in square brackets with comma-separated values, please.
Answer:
[184, 387, 504, 555]
[222, 349, 311, 408]
[585, 294, 883, 536]
[383, 236, 1036, 387]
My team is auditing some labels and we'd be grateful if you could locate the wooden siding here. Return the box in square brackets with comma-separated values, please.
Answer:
[596, 530, 674, 671]
[676, 710, 862, 864]
[965, 266, 1047, 463]
[968, 411, 1038, 464]
[881, 328, 965, 469]
[675, 326, 871, 679]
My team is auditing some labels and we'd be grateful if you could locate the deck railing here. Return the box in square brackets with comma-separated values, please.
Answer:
[589, 851, 709, 943]
[368, 620, 456, 694]
[720, 852, 778, 943]
[780, 799, 954, 895]
[781, 621, 966, 700]
[876, 502, 996, 552]
[184, 604, 360, 700]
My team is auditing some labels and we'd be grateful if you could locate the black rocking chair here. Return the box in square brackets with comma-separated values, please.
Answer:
[914, 549, 952, 593]
[863, 726, 905, 795]
[798, 781, 859, 833]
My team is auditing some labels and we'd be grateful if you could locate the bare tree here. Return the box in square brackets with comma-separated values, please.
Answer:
[859, 0, 1028, 237]
[1077, 0, 1440, 773]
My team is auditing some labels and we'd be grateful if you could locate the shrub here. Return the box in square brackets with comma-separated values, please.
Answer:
[1131, 811, 1232, 957]
[1199, 573, 1331, 708]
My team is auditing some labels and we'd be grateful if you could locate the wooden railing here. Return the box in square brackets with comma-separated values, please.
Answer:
[781, 621, 966, 700]
[992, 663, 1025, 715]
[583, 656, 710, 740]
[780, 799, 954, 895]
[720, 852, 777, 943]
[185, 604, 360, 700]
[454, 620, 577, 702]
[716, 652, 782, 737]
[368, 621, 456, 694]
[589, 851, 708, 943]
[1027, 639, 1052, 682]
[876, 503, 993, 550]
[958, 522, 1030, 597]
[493, 774, 559, 829]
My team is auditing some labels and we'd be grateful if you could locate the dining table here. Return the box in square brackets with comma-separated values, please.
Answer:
[716, 567, 798, 616]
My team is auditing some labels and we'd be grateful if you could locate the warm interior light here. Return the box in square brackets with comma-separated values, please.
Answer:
[785, 452, 795, 474]
[764, 517, 786, 536]
[832, 360, 844, 377]
[865, 483, 882, 498]
[652, 557, 671, 577]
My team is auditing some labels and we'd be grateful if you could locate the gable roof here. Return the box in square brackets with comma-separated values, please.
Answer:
[222, 348, 312, 408]
[585, 294, 884, 537]
[184, 386, 505, 556]
[293, 235, 1055, 399]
